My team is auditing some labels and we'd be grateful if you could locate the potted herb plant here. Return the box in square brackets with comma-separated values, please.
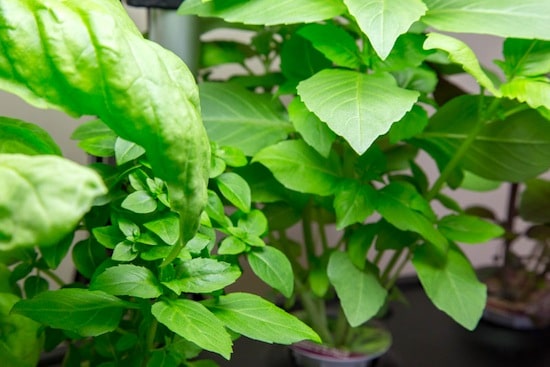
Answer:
[177, 0, 550, 365]
[0, 1, 320, 366]
[481, 181, 550, 330]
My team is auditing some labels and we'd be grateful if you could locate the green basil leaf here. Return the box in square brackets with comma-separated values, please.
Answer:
[247, 246, 294, 298]
[423, 33, 501, 96]
[0, 0, 209, 245]
[162, 258, 241, 294]
[0, 292, 44, 367]
[327, 251, 387, 327]
[218, 236, 247, 255]
[297, 23, 361, 69]
[111, 241, 138, 262]
[254, 139, 342, 196]
[199, 82, 291, 156]
[438, 214, 504, 244]
[11, 289, 128, 336]
[115, 137, 146, 166]
[501, 77, 550, 111]
[40, 233, 74, 269]
[204, 293, 321, 344]
[334, 180, 377, 230]
[376, 182, 447, 256]
[297, 70, 419, 154]
[288, 97, 336, 158]
[499, 38, 550, 78]
[237, 210, 268, 237]
[0, 117, 61, 155]
[23, 275, 49, 299]
[216, 172, 251, 213]
[0, 155, 106, 251]
[420, 95, 550, 182]
[344, 0, 427, 59]
[72, 239, 108, 279]
[388, 105, 428, 144]
[144, 213, 180, 246]
[152, 298, 232, 360]
[121, 190, 157, 214]
[90, 264, 163, 299]
[422, 0, 550, 41]
[413, 244, 487, 330]
[93, 226, 125, 250]
[179, 0, 345, 25]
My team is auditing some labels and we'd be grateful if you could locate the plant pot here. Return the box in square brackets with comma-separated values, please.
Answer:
[480, 267, 550, 330]
[289, 324, 391, 367]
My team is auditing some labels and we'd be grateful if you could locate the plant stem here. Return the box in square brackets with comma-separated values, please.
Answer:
[295, 278, 333, 345]
[142, 318, 158, 367]
[385, 248, 414, 290]
[302, 200, 317, 265]
[502, 183, 519, 269]
[426, 96, 501, 201]
[41, 268, 65, 287]
[380, 249, 403, 284]
[333, 305, 350, 348]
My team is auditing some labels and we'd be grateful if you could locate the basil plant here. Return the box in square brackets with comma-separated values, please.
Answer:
[0, 1, 319, 366]
[179, 0, 550, 351]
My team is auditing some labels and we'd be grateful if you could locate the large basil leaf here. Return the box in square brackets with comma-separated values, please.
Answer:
[199, 82, 291, 156]
[11, 289, 128, 336]
[0, 0, 209, 245]
[343, 0, 427, 60]
[0, 154, 106, 250]
[422, 0, 550, 41]
[0, 117, 61, 155]
[413, 244, 487, 330]
[327, 251, 387, 327]
[178, 0, 345, 25]
[152, 298, 233, 360]
[418, 95, 550, 182]
[423, 33, 500, 96]
[204, 293, 321, 344]
[253, 139, 342, 196]
[0, 293, 44, 367]
[297, 70, 419, 154]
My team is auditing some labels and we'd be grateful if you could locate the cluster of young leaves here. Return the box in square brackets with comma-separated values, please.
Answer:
[180, 0, 550, 343]
[0, 0, 320, 366]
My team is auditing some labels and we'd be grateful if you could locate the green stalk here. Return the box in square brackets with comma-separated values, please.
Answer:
[380, 249, 403, 284]
[142, 318, 158, 367]
[333, 305, 350, 348]
[295, 278, 333, 345]
[302, 200, 317, 265]
[385, 248, 414, 290]
[426, 96, 501, 201]
[41, 268, 65, 287]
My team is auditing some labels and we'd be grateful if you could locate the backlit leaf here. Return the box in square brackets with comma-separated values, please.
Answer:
[327, 251, 387, 327]
[297, 70, 419, 154]
[152, 298, 232, 359]
[0, 154, 106, 251]
[344, 0, 427, 59]
[204, 293, 321, 344]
